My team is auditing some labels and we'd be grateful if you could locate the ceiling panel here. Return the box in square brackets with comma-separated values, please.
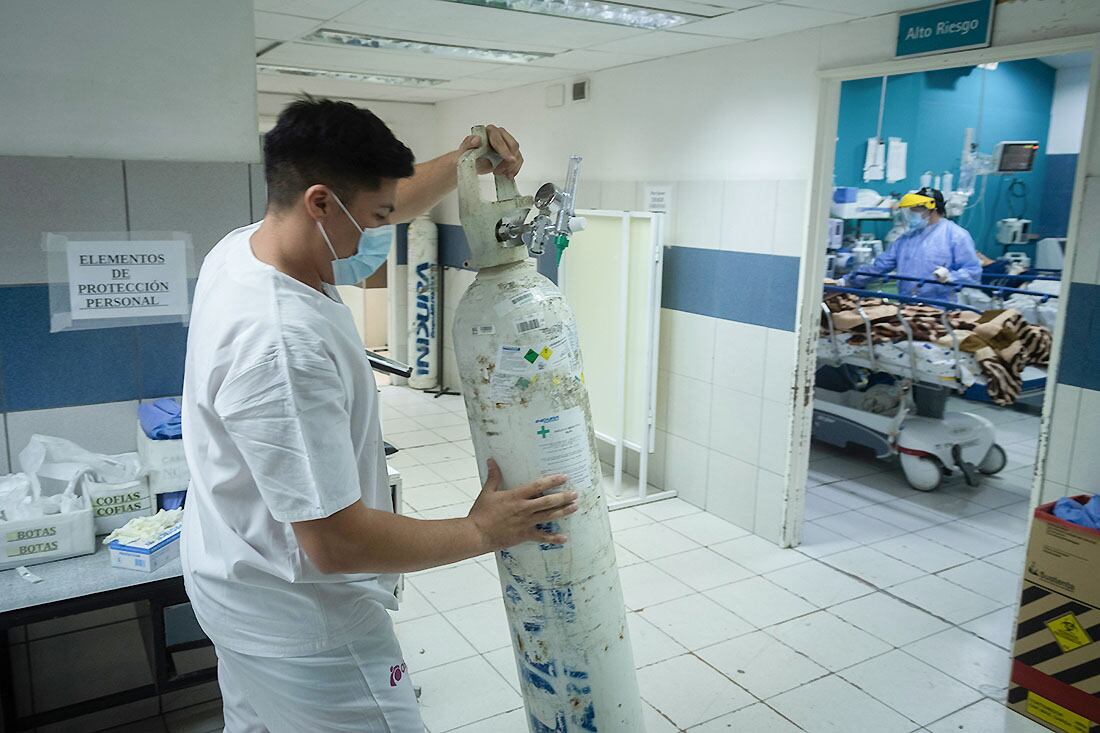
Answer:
[782, 0, 931, 16]
[589, 30, 739, 56]
[333, 0, 647, 48]
[531, 49, 651, 70]
[255, 38, 280, 53]
[621, 0, 748, 17]
[435, 76, 529, 92]
[465, 64, 575, 83]
[693, 0, 769, 8]
[253, 0, 364, 20]
[677, 2, 856, 39]
[253, 11, 323, 41]
[385, 87, 481, 102]
[260, 42, 503, 79]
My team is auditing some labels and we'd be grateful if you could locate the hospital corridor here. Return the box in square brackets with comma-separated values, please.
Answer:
[3, 1, 1100, 733]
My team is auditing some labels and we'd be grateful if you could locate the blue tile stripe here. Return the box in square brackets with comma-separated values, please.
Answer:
[662, 246, 800, 331]
[1037, 153, 1078, 238]
[1056, 281, 1100, 392]
[0, 285, 186, 412]
[0, 240, 801, 413]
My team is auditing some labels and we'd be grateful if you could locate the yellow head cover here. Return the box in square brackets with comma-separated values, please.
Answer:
[898, 192, 937, 210]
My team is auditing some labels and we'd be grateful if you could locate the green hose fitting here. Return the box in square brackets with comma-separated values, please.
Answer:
[555, 234, 569, 263]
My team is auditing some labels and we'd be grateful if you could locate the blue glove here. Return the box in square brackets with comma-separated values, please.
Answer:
[1052, 495, 1100, 530]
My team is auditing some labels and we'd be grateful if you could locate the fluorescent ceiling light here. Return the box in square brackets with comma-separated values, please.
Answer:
[303, 29, 554, 64]
[256, 64, 446, 87]
[442, 0, 699, 30]
[978, 62, 998, 71]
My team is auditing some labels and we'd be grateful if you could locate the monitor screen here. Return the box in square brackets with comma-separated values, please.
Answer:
[997, 143, 1039, 173]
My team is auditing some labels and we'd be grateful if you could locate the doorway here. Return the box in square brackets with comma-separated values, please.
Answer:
[783, 36, 1098, 701]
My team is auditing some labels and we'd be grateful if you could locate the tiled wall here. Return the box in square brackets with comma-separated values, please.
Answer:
[1041, 174, 1100, 504]
[1, 154, 255, 729]
[430, 178, 807, 543]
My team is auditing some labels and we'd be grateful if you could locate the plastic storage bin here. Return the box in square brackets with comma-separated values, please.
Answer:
[136, 422, 190, 494]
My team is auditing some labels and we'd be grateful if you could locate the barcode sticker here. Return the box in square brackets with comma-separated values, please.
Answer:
[495, 290, 544, 316]
[472, 325, 496, 336]
[516, 317, 542, 334]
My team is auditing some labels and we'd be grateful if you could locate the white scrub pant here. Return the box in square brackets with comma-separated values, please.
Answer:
[216, 616, 424, 733]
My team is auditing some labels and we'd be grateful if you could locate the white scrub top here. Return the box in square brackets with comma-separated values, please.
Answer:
[181, 221, 398, 658]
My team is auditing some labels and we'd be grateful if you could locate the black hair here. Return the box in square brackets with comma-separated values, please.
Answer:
[917, 186, 947, 215]
[263, 96, 415, 210]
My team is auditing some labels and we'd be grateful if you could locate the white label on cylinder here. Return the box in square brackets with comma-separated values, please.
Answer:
[533, 407, 593, 491]
[489, 345, 530, 404]
[494, 290, 543, 316]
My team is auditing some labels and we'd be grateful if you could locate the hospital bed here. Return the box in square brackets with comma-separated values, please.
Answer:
[836, 274, 1053, 399]
[814, 283, 1046, 490]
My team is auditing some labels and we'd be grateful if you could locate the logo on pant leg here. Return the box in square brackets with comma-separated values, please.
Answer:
[389, 662, 408, 687]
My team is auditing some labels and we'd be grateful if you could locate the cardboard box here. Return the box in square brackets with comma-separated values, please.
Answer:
[1008, 496, 1100, 732]
[85, 477, 154, 535]
[108, 523, 181, 572]
[136, 422, 190, 494]
[0, 498, 96, 571]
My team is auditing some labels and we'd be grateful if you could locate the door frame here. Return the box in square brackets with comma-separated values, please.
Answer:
[783, 32, 1100, 548]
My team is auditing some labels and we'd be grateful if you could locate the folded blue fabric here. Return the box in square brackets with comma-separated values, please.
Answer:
[159, 490, 186, 511]
[138, 398, 183, 440]
[1052, 495, 1100, 530]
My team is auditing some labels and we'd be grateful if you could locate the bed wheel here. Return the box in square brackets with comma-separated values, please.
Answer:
[901, 453, 943, 492]
[979, 444, 1007, 475]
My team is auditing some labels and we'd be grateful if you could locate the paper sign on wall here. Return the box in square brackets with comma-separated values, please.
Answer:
[643, 184, 673, 214]
[65, 241, 190, 320]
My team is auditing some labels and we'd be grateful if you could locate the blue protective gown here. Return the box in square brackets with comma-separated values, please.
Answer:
[848, 219, 982, 303]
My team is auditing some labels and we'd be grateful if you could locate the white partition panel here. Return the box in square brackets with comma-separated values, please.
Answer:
[560, 210, 670, 507]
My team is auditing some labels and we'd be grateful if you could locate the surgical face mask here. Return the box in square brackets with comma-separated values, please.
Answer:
[317, 193, 394, 285]
[906, 210, 930, 231]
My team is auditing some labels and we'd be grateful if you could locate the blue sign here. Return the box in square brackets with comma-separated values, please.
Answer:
[896, 0, 995, 58]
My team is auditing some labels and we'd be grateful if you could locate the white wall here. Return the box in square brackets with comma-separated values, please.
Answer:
[0, 0, 258, 162]
[427, 0, 1100, 544]
[258, 94, 442, 164]
[1048, 65, 1092, 154]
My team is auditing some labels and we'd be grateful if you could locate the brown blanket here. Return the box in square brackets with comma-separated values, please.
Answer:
[822, 294, 1051, 406]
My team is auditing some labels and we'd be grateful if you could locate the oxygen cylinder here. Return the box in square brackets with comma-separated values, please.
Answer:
[452, 128, 643, 732]
[942, 171, 954, 196]
[407, 215, 439, 390]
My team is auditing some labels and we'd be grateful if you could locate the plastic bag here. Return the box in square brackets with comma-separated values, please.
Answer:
[19, 435, 144, 496]
[0, 474, 33, 521]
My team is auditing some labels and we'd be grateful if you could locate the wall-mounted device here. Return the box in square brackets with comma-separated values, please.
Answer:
[996, 217, 1032, 245]
[992, 141, 1040, 174]
[572, 78, 590, 102]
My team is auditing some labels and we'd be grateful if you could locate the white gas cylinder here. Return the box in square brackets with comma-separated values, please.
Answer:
[454, 261, 642, 733]
[451, 127, 642, 732]
[407, 215, 439, 390]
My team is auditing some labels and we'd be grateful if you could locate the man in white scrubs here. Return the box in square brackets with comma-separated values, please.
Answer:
[181, 98, 578, 732]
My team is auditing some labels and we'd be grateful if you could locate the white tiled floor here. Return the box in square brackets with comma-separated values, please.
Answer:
[109, 389, 1047, 733]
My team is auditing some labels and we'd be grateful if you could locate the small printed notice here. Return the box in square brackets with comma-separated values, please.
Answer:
[644, 184, 673, 214]
[533, 407, 594, 491]
[489, 345, 532, 404]
[66, 241, 189, 321]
